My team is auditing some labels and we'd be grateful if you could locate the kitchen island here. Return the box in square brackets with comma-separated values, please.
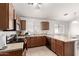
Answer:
[0, 42, 23, 56]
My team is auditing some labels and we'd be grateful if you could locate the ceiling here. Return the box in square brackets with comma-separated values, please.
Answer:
[13, 3, 79, 21]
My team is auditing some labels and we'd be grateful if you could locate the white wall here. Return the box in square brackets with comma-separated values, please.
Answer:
[69, 20, 79, 37]
[21, 17, 54, 35]
[53, 20, 69, 36]
[26, 18, 52, 35]
[21, 17, 69, 35]
[3, 31, 16, 36]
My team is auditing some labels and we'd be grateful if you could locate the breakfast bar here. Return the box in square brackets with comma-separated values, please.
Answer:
[0, 42, 23, 56]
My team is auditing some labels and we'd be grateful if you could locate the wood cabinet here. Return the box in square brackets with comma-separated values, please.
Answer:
[0, 3, 14, 30]
[33, 36, 46, 47]
[46, 37, 51, 50]
[26, 36, 46, 48]
[25, 36, 75, 56]
[16, 16, 21, 30]
[41, 21, 49, 30]
[20, 20, 26, 30]
[54, 39, 64, 56]
[0, 49, 23, 56]
[16, 16, 26, 30]
[27, 37, 31, 48]
[64, 42, 74, 56]
[51, 39, 74, 56]
[51, 39, 55, 52]
[30, 37, 38, 47]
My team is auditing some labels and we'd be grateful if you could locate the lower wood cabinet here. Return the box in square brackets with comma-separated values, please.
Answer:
[51, 39, 74, 56]
[46, 37, 51, 50]
[25, 36, 75, 56]
[0, 49, 23, 56]
[26, 36, 46, 48]
[30, 37, 38, 47]
[26, 37, 31, 48]
[64, 42, 74, 56]
[35, 36, 46, 47]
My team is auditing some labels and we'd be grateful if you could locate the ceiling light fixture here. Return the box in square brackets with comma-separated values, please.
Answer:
[27, 3, 42, 9]
[71, 12, 79, 24]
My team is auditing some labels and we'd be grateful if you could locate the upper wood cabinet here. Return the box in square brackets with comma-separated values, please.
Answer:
[20, 20, 26, 30]
[16, 16, 21, 30]
[41, 21, 49, 30]
[15, 16, 26, 30]
[0, 3, 14, 30]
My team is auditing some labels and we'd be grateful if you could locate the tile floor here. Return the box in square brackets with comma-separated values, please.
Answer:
[26, 46, 57, 56]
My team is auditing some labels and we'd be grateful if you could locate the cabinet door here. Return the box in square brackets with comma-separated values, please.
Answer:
[0, 3, 14, 30]
[51, 39, 56, 52]
[30, 37, 37, 47]
[64, 42, 74, 56]
[30, 36, 46, 48]
[20, 20, 26, 30]
[41, 36, 46, 45]
[27, 37, 31, 48]
[55, 40, 64, 56]
[41, 21, 49, 30]
[36, 36, 46, 46]
[0, 3, 9, 30]
[35, 36, 42, 47]
[30, 37, 43, 47]
[55, 44, 64, 56]
[46, 37, 51, 49]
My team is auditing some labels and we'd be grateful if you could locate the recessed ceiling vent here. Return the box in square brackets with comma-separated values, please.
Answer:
[64, 13, 68, 16]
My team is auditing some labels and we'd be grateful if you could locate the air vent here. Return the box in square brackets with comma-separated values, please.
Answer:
[64, 13, 68, 16]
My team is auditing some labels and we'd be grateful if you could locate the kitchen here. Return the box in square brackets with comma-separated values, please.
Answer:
[0, 3, 79, 56]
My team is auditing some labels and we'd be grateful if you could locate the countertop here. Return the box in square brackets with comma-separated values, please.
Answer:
[17, 36, 26, 39]
[0, 42, 23, 52]
[25, 34, 79, 42]
[47, 35, 79, 42]
[0, 34, 78, 53]
[17, 34, 79, 42]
